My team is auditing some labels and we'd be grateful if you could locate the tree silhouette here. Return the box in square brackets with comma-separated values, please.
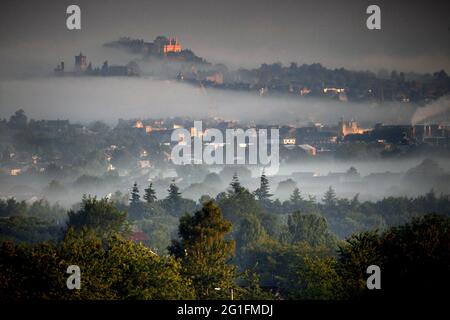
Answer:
[67, 195, 128, 235]
[143, 182, 157, 203]
[8, 109, 27, 129]
[130, 182, 140, 205]
[169, 201, 236, 299]
[254, 170, 272, 202]
[322, 186, 337, 208]
[167, 180, 181, 201]
[129, 182, 143, 219]
[287, 211, 335, 246]
[163, 180, 185, 216]
[290, 188, 303, 203]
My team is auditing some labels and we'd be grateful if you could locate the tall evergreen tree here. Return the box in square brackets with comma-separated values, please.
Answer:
[254, 170, 272, 202]
[322, 186, 337, 208]
[163, 180, 183, 216]
[290, 187, 303, 203]
[143, 182, 157, 204]
[129, 182, 143, 219]
[167, 180, 181, 202]
[130, 182, 141, 206]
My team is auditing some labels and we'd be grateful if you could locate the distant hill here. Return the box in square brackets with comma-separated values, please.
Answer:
[103, 37, 450, 104]
[104, 36, 207, 64]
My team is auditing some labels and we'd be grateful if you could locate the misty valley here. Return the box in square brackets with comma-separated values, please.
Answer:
[0, 107, 449, 301]
[0, 0, 449, 304]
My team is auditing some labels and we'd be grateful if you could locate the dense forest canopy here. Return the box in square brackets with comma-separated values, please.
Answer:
[0, 173, 449, 300]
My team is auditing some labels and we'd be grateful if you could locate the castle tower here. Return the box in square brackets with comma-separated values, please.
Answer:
[163, 36, 182, 54]
[75, 52, 87, 72]
[338, 117, 346, 137]
[175, 37, 181, 52]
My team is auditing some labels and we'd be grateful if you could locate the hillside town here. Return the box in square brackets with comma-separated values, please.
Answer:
[53, 35, 450, 104]
[1, 109, 449, 205]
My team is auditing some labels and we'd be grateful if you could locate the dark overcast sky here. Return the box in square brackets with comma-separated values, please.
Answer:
[0, 0, 449, 76]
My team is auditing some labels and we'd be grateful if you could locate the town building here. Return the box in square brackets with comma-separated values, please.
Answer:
[338, 118, 367, 137]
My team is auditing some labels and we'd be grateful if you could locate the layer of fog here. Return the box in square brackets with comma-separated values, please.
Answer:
[2, 156, 449, 209]
[0, 76, 418, 126]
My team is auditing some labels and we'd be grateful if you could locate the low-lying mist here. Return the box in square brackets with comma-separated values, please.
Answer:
[0, 76, 418, 126]
[2, 156, 449, 209]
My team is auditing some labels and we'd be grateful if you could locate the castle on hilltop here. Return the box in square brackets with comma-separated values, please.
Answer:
[105, 36, 187, 57]
[163, 37, 182, 54]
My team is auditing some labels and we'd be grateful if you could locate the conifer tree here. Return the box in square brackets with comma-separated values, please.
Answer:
[129, 182, 142, 219]
[290, 187, 302, 203]
[322, 186, 337, 208]
[130, 182, 141, 206]
[254, 170, 272, 202]
[167, 180, 181, 202]
[163, 180, 183, 216]
[143, 182, 157, 203]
